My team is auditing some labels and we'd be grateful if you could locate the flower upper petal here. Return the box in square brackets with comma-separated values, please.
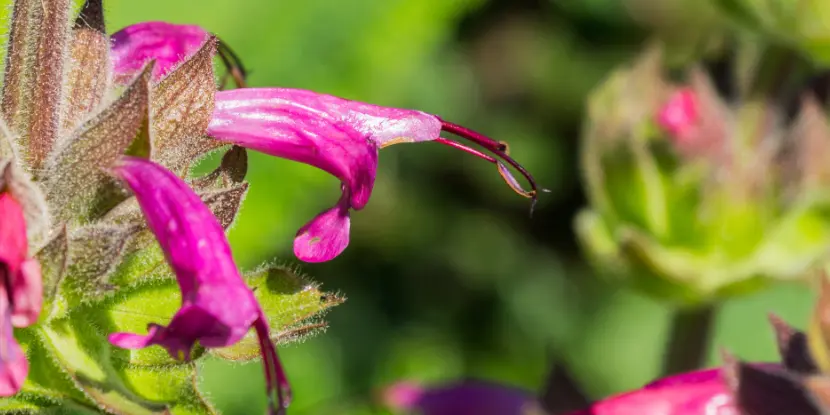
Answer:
[111, 21, 209, 82]
[207, 88, 445, 263]
[209, 88, 381, 210]
[294, 193, 351, 263]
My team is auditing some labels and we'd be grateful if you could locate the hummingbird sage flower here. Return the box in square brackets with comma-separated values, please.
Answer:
[109, 22, 542, 263]
[107, 156, 290, 412]
[576, 43, 830, 304]
[0, 0, 344, 412]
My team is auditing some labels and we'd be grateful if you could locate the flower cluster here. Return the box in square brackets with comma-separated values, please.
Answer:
[0, 0, 538, 413]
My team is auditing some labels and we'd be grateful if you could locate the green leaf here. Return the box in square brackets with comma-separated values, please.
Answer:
[35, 317, 170, 414]
[114, 364, 216, 415]
[210, 265, 345, 360]
[97, 280, 187, 367]
[712, 0, 765, 30]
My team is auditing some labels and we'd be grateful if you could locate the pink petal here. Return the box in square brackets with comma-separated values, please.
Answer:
[108, 157, 289, 411]
[110, 157, 242, 295]
[111, 21, 210, 82]
[108, 325, 162, 350]
[0, 194, 27, 271]
[568, 367, 742, 415]
[293, 196, 351, 263]
[9, 259, 41, 328]
[0, 297, 27, 397]
[214, 88, 441, 147]
[209, 88, 381, 209]
[657, 88, 699, 142]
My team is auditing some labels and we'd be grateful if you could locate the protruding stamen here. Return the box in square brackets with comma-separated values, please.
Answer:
[437, 120, 543, 214]
[439, 119, 508, 153]
[434, 138, 498, 163]
[216, 39, 249, 90]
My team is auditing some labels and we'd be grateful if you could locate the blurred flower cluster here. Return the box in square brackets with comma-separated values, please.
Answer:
[383, 274, 830, 414]
[576, 40, 830, 305]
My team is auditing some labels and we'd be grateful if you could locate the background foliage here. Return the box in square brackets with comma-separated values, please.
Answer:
[8, 0, 817, 413]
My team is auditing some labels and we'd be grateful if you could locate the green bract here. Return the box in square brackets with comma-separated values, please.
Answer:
[576, 45, 830, 305]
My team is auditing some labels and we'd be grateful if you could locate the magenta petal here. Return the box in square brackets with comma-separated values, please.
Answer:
[209, 88, 381, 209]
[108, 328, 159, 350]
[111, 21, 210, 81]
[9, 259, 42, 328]
[0, 329, 27, 396]
[109, 157, 258, 346]
[294, 196, 351, 263]
[0, 298, 27, 397]
[109, 157, 289, 411]
[566, 366, 755, 415]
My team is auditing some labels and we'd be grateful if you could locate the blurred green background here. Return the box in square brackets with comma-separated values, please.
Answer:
[92, 0, 816, 413]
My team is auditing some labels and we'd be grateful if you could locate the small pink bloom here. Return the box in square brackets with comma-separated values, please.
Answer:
[107, 157, 289, 413]
[657, 88, 700, 144]
[0, 193, 42, 396]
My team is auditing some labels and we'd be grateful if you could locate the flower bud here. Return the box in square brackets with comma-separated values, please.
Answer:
[577, 44, 830, 305]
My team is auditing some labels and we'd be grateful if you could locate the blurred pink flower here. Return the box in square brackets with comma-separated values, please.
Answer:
[657, 87, 700, 144]
[568, 367, 739, 415]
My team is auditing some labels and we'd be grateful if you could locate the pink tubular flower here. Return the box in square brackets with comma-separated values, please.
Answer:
[109, 21, 541, 263]
[206, 88, 539, 262]
[106, 157, 289, 413]
[0, 192, 42, 396]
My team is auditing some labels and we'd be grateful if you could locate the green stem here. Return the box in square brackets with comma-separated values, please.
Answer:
[662, 305, 717, 375]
